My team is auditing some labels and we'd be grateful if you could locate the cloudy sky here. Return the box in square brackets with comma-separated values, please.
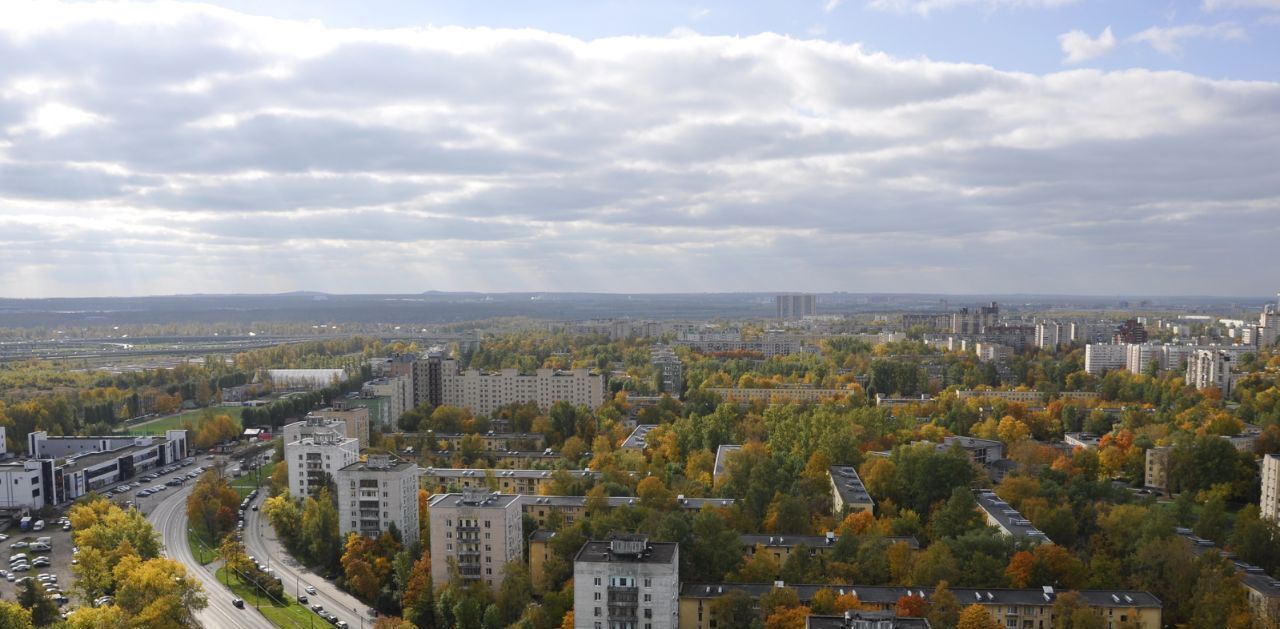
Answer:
[1, 0, 1277, 298]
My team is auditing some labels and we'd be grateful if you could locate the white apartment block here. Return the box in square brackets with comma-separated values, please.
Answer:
[1186, 347, 1245, 394]
[1262, 454, 1280, 523]
[440, 360, 607, 417]
[336, 455, 420, 547]
[1125, 343, 1193, 376]
[428, 490, 524, 591]
[1036, 321, 1063, 349]
[281, 418, 352, 448]
[0, 460, 45, 510]
[1084, 343, 1128, 375]
[285, 432, 360, 498]
[308, 407, 370, 449]
[574, 535, 679, 629]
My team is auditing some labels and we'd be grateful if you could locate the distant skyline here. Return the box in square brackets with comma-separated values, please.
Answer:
[1, 1, 1278, 298]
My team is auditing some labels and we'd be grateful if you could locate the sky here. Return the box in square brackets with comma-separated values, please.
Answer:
[0, 0, 1277, 298]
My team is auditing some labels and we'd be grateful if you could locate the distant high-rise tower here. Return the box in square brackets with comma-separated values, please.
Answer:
[776, 293, 817, 320]
[1114, 319, 1148, 344]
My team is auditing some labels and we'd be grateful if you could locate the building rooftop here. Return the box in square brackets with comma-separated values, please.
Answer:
[61, 441, 164, 472]
[942, 436, 1003, 450]
[338, 455, 416, 474]
[973, 490, 1051, 544]
[621, 424, 658, 449]
[420, 468, 602, 480]
[679, 583, 1161, 609]
[529, 530, 558, 543]
[1174, 528, 1280, 600]
[427, 491, 522, 509]
[713, 444, 741, 480]
[574, 537, 678, 565]
[806, 612, 932, 629]
[829, 465, 874, 507]
[741, 533, 919, 550]
[518, 495, 735, 510]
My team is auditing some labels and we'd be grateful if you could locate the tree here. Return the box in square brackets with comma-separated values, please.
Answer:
[111, 554, 208, 629]
[0, 600, 32, 629]
[929, 487, 981, 540]
[764, 605, 812, 629]
[495, 561, 533, 624]
[17, 579, 58, 627]
[401, 551, 434, 628]
[342, 534, 382, 601]
[709, 589, 757, 628]
[956, 604, 1000, 629]
[895, 593, 930, 618]
[186, 471, 240, 543]
[1194, 494, 1229, 545]
[263, 492, 302, 549]
[929, 581, 962, 629]
[300, 488, 342, 571]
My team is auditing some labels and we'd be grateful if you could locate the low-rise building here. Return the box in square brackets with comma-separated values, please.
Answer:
[574, 535, 679, 629]
[678, 584, 1160, 629]
[428, 490, 524, 591]
[0, 460, 45, 510]
[806, 611, 931, 629]
[1144, 447, 1171, 494]
[520, 495, 735, 528]
[974, 490, 1051, 544]
[707, 387, 857, 405]
[939, 436, 1004, 466]
[829, 466, 874, 515]
[26, 430, 190, 506]
[336, 454, 420, 547]
[1064, 433, 1102, 450]
[420, 467, 602, 496]
[954, 390, 1098, 404]
[712, 444, 741, 486]
[621, 424, 659, 451]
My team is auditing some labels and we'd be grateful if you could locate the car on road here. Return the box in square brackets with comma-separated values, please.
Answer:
[232, 598, 245, 609]
[297, 595, 308, 604]
[305, 585, 317, 595]
[310, 604, 324, 613]
[62, 523, 70, 531]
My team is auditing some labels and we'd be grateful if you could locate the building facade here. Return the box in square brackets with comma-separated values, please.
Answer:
[308, 407, 371, 449]
[336, 454, 420, 547]
[1262, 454, 1280, 523]
[437, 360, 607, 417]
[574, 535, 680, 629]
[828, 466, 874, 515]
[1085, 344, 1128, 375]
[777, 294, 818, 320]
[428, 490, 524, 591]
[285, 432, 360, 498]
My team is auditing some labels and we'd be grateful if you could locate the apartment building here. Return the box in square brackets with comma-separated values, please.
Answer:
[954, 390, 1099, 404]
[777, 293, 818, 320]
[574, 535, 680, 629]
[520, 495, 735, 529]
[974, 490, 1051, 544]
[951, 302, 999, 335]
[740, 533, 919, 565]
[428, 490, 524, 591]
[678, 584, 1160, 629]
[829, 466, 874, 515]
[336, 454, 420, 546]
[1144, 447, 1171, 494]
[420, 468, 602, 495]
[1262, 454, 1280, 523]
[1036, 321, 1064, 350]
[308, 407, 370, 449]
[440, 360, 607, 417]
[939, 436, 1004, 466]
[281, 417, 353, 448]
[651, 346, 684, 397]
[1186, 347, 1245, 394]
[1125, 343, 1193, 376]
[706, 387, 857, 405]
[1085, 344, 1128, 375]
[360, 375, 412, 426]
[285, 432, 359, 498]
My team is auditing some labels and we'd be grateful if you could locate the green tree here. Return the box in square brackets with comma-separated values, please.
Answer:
[17, 579, 58, 627]
[709, 589, 758, 628]
[0, 600, 32, 629]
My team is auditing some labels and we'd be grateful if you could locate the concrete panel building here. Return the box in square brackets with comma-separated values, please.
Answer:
[829, 465, 874, 515]
[308, 407, 370, 449]
[336, 454, 420, 547]
[777, 293, 818, 320]
[1262, 454, 1280, 523]
[574, 535, 679, 629]
[428, 490, 524, 591]
[1084, 343, 1128, 375]
[439, 360, 607, 417]
[285, 432, 359, 498]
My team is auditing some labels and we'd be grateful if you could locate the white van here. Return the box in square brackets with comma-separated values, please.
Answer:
[31, 520, 45, 531]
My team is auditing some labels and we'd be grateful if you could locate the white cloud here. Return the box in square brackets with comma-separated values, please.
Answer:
[0, 2, 1277, 297]
[1203, 0, 1280, 10]
[1058, 26, 1117, 64]
[1130, 22, 1246, 55]
[824, 0, 843, 13]
[866, 0, 1079, 16]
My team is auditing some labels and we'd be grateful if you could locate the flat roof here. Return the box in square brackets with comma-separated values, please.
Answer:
[62, 442, 163, 472]
[338, 457, 416, 473]
[679, 583, 1161, 608]
[427, 492, 522, 509]
[420, 468, 601, 479]
[713, 444, 741, 479]
[529, 530, 557, 543]
[829, 466, 874, 507]
[741, 533, 919, 550]
[974, 490, 1051, 543]
[1175, 528, 1280, 599]
[807, 613, 930, 629]
[574, 539, 677, 565]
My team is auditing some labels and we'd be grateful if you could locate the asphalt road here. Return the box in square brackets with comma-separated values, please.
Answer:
[147, 484, 275, 629]
[243, 493, 376, 629]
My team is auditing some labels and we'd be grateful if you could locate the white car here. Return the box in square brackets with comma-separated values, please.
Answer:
[305, 585, 317, 595]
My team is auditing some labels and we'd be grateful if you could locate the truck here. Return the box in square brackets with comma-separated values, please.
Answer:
[18, 517, 31, 532]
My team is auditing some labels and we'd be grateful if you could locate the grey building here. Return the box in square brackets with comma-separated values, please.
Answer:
[336, 454, 420, 547]
[574, 534, 679, 629]
[428, 490, 524, 591]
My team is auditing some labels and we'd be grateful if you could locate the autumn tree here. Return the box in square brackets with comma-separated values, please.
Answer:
[0, 600, 32, 629]
[17, 579, 58, 627]
[929, 581, 962, 629]
[764, 605, 812, 629]
[895, 593, 930, 618]
[263, 491, 302, 549]
[709, 589, 757, 628]
[186, 470, 240, 543]
[956, 604, 1000, 629]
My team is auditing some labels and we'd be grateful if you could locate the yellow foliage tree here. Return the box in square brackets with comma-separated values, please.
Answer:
[957, 604, 1000, 629]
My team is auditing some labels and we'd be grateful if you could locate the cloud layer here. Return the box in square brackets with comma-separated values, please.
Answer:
[1, 2, 1278, 297]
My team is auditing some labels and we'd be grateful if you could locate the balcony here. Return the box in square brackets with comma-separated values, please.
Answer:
[457, 525, 480, 532]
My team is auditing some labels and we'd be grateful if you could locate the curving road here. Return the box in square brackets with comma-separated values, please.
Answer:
[147, 484, 275, 629]
[243, 492, 375, 629]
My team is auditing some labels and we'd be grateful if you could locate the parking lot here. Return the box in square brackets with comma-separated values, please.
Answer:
[0, 517, 77, 610]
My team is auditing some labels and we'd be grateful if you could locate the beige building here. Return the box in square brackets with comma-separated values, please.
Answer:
[1186, 347, 1245, 394]
[1144, 447, 1171, 494]
[574, 535, 679, 629]
[336, 454, 420, 547]
[308, 407, 370, 449]
[520, 495, 735, 528]
[1262, 454, 1280, 523]
[420, 468, 602, 496]
[440, 360, 607, 417]
[707, 387, 857, 405]
[428, 490, 524, 591]
[678, 584, 1161, 629]
[740, 533, 919, 565]
[529, 530, 558, 591]
[954, 389, 1099, 404]
[285, 432, 360, 498]
[829, 466, 874, 515]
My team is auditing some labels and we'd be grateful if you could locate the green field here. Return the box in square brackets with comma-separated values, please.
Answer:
[215, 567, 317, 628]
[188, 528, 217, 565]
[125, 406, 245, 435]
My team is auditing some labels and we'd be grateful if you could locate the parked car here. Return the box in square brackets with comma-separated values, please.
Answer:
[232, 598, 245, 609]
[298, 595, 308, 605]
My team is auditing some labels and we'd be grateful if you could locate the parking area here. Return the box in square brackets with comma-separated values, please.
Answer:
[0, 517, 77, 610]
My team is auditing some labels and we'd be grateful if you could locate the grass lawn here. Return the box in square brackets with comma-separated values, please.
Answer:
[188, 528, 218, 565]
[215, 566, 317, 629]
[232, 461, 277, 498]
[126, 406, 245, 435]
